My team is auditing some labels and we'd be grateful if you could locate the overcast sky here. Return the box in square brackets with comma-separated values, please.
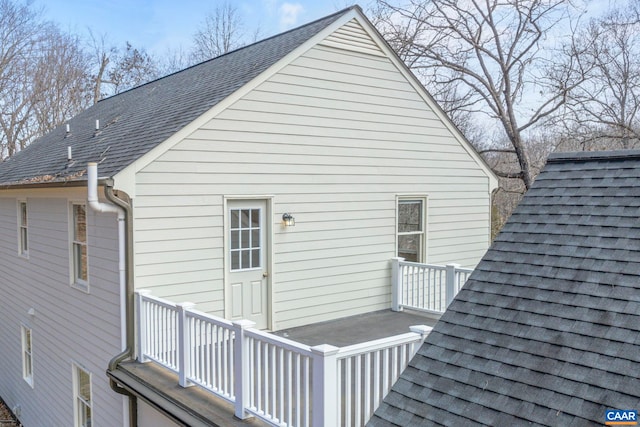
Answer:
[35, 0, 367, 55]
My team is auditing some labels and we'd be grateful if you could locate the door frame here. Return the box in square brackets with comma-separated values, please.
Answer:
[223, 195, 274, 330]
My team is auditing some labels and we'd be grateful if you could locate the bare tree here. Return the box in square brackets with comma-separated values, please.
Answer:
[373, 0, 585, 190]
[32, 26, 90, 135]
[0, 0, 43, 156]
[191, 2, 257, 62]
[560, 4, 640, 150]
[87, 34, 160, 102]
[87, 30, 117, 104]
[157, 46, 193, 76]
[108, 42, 159, 94]
[0, 0, 92, 158]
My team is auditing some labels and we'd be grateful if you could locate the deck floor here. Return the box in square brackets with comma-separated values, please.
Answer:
[272, 309, 439, 347]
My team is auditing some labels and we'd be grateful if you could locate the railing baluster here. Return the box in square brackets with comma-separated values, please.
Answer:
[287, 351, 293, 425]
[364, 352, 371, 422]
[270, 344, 276, 418]
[295, 353, 301, 427]
[345, 358, 352, 427]
[372, 350, 381, 413]
[278, 347, 284, 422]
[303, 356, 309, 427]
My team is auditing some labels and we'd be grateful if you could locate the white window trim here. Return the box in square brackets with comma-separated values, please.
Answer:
[21, 325, 33, 387]
[396, 195, 428, 263]
[229, 207, 263, 272]
[17, 200, 28, 258]
[69, 202, 89, 292]
[72, 363, 92, 427]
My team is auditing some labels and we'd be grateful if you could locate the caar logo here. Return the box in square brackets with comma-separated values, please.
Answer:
[605, 410, 638, 425]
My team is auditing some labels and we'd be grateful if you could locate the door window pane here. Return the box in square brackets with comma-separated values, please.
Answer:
[231, 230, 240, 250]
[231, 251, 240, 270]
[230, 208, 261, 270]
[241, 230, 250, 249]
[231, 210, 239, 228]
[241, 251, 251, 269]
[241, 210, 250, 227]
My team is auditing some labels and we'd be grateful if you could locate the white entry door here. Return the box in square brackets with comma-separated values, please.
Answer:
[227, 199, 269, 329]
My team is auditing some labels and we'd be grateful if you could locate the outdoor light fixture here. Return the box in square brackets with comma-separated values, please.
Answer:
[282, 213, 295, 227]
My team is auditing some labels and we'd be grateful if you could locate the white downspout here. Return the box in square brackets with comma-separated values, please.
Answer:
[87, 163, 129, 427]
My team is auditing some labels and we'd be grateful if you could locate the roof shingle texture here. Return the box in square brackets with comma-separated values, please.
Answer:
[370, 150, 640, 426]
[0, 8, 350, 186]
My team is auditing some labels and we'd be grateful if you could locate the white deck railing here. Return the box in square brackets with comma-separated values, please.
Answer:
[391, 258, 473, 314]
[136, 290, 431, 427]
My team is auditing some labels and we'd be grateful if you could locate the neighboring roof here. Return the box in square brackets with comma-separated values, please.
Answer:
[370, 150, 640, 426]
[0, 7, 353, 187]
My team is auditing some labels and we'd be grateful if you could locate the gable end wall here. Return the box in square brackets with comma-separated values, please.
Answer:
[134, 38, 491, 330]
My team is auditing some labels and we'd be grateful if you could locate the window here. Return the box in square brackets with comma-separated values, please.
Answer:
[71, 203, 88, 287]
[73, 364, 92, 427]
[229, 208, 261, 270]
[21, 325, 33, 387]
[18, 201, 28, 256]
[397, 198, 426, 263]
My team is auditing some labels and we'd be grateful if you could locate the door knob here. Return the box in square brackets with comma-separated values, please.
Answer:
[263, 272, 269, 278]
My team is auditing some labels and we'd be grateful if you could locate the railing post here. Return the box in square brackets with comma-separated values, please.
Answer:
[391, 257, 405, 311]
[233, 319, 256, 419]
[409, 325, 433, 353]
[445, 263, 460, 307]
[311, 344, 340, 427]
[177, 302, 195, 387]
[136, 289, 152, 362]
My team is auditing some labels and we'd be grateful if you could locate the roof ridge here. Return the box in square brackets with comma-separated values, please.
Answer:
[548, 149, 640, 163]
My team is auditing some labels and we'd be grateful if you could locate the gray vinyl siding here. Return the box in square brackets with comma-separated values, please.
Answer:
[0, 194, 123, 426]
[134, 40, 491, 329]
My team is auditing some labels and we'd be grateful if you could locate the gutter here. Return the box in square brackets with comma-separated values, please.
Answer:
[87, 163, 137, 427]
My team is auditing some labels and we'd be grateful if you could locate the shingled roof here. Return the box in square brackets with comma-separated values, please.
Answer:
[0, 7, 352, 187]
[370, 150, 640, 426]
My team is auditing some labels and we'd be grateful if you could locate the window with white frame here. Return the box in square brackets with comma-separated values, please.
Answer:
[73, 364, 92, 427]
[18, 201, 28, 256]
[229, 208, 261, 270]
[21, 325, 33, 386]
[397, 198, 426, 263]
[71, 203, 88, 287]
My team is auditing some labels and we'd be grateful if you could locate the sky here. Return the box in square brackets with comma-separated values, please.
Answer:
[35, 0, 369, 56]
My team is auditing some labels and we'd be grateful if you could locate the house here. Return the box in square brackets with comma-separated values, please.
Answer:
[0, 5, 497, 427]
[369, 150, 640, 426]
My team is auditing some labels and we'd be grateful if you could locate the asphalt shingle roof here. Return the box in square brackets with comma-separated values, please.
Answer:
[369, 150, 640, 426]
[0, 7, 352, 186]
